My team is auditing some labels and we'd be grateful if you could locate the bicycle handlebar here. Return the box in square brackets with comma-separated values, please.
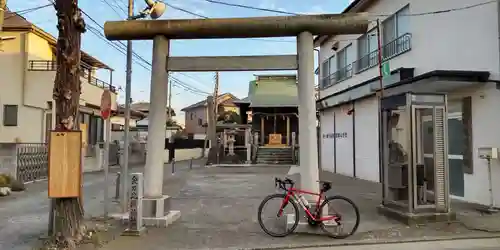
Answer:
[275, 177, 295, 191]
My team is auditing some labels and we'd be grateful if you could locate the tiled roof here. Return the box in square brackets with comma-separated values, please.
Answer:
[181, 93, 239, 111]
[247, 75, 298, 107]
[3, 8, 32, 29]
[128, 102, 176, 116]
[2, 9, 112, 70]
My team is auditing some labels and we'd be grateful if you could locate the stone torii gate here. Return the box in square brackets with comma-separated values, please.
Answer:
[104, 14, 368, 226]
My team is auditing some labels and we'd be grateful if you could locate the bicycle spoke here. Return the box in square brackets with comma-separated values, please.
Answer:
[258, 194, 299, 237]
[319, 196, 360, 239]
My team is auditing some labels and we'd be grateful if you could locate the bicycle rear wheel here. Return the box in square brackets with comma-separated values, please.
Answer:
[319, 195, 360, 239]
[257, 193, 299, 237]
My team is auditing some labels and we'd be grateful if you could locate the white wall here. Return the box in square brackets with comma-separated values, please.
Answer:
[319, 0, 500, 99]
[449, 83, 500, 206]
[354, 97, 380, 182]
[320, 109, 335, 173]
[334, 104, 354, 177]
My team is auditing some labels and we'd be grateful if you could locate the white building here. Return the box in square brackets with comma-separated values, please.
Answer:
[316, 0, 500, 206]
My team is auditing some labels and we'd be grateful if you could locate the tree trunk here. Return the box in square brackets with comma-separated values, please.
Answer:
[52, 0, 86, 247]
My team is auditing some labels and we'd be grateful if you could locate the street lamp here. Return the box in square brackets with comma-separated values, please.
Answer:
[121, 0, 166, 213]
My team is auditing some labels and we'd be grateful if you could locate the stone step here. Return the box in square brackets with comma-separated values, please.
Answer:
[258, 148, 292, 151]
[257, 155, 293, 159]
[256, 160, 294, 164]
[257, 153, 292, 156]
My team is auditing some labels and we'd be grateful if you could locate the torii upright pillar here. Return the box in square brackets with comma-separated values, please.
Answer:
[142, 35, 181, 227]
[297, 31, 320, 195]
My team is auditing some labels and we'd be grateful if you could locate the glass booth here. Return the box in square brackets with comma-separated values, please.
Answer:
[380, 92, 451, 215]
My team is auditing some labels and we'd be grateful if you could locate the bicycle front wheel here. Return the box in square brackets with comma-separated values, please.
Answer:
[319, 195, 360, 239]
[257, 193, 299, 237]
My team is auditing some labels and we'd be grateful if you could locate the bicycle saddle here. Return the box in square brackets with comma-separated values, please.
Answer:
[317, 180, 332, 192]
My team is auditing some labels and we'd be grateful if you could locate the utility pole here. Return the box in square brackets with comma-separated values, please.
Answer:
[213, 71, 220, 120]
[121, 0, 134, 213]
[205, 71, 219, 163]
[167, 78, 172, 122]
[52, 0, 86, 242]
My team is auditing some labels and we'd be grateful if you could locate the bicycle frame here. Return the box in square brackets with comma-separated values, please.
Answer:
[278, 187, 338, 222]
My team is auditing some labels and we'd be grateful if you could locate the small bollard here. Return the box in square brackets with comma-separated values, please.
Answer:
[115, 172, 121, 200]
[189, 158, 193, 170]
[171, 159, 176, 174]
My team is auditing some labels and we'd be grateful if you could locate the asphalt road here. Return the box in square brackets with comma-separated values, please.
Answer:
[0, 171, 117, 250]
[298, 238, 500, 250]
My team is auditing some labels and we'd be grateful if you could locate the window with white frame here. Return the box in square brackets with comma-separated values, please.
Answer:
[328, 55, 337, 79]
[336, 44, 354, 81]
[320, 55, 337, 89]
[356, 28, 378, 72]
[382, 5, 410, 58]
[320, 59, 329, 88]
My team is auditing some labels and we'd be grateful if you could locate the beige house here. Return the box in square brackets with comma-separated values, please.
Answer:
[181, 93, 239, 136]
[0, 10, 117, 144]
[110, 105, 147, 131]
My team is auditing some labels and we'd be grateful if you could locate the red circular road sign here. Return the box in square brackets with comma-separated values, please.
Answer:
[100, 89, 112, 119]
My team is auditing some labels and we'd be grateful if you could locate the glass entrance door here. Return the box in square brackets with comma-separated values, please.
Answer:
[422, 112, 465, 198]
[413, 106, 436, 208]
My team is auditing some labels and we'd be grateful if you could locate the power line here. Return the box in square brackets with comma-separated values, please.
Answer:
[109, 0, 128, 15]
[203, 0, 298, 15]
[4, 3, 53, 20]
[202, 0, 495, 18]
[79, 8, 210, 95]
[99, 0, 125, 18]
[164, 1, 295, 43]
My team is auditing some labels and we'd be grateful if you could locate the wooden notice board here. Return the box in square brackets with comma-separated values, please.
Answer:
[48, 131, 82, 198]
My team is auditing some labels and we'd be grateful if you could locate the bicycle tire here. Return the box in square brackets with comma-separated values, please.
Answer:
[319, 195, 360, 239]
[257, 193, 299, 237]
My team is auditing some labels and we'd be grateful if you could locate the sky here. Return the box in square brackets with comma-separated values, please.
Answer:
[9, 0, 352, 124]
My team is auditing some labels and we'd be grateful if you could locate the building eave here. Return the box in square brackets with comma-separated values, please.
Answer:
[317, 69, 491, 110]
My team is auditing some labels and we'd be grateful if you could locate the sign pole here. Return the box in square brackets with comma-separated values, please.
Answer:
[100, 89, 112, 218]
[103, 118, 110, 218]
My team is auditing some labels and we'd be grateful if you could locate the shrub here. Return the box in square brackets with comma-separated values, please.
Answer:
[0, 174, 12, 188]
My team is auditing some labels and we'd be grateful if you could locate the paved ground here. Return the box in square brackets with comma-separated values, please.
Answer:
[98, 165, 500, 250]
[0, 160, 202, 250]
[299, 238, 500, 250]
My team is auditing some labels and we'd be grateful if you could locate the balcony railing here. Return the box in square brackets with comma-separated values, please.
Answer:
[321, 72, 337, 89]
[320, 64, 353, 89]
[27, 60, 116, 93]
[355, 49, 379, 73]
[336, 64, 353, 82]
[355, 33, 412, 73]
[81, 70, 117, 93]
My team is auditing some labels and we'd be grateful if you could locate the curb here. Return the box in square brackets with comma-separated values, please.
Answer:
[240, 233, 500, 250]
[210, 164, 295, 168]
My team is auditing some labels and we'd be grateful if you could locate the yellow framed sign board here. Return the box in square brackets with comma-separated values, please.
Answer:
[48, 131, 82, 198]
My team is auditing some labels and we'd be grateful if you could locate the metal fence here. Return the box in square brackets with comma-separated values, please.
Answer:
[16, 143, 49, 183]
[10, 142, 121, 183]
